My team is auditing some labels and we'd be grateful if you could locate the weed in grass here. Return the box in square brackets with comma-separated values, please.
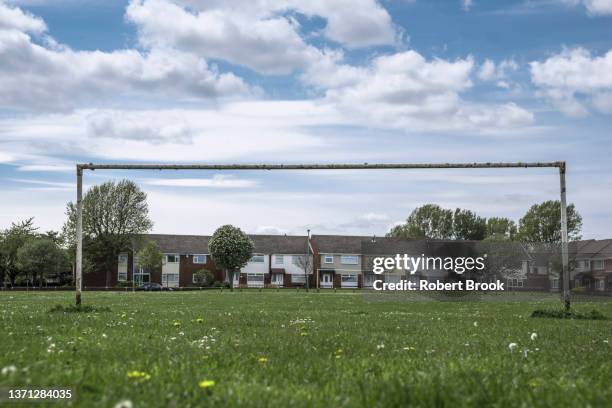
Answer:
[531, 308, 608, 320]
[48, 304, 111, 313]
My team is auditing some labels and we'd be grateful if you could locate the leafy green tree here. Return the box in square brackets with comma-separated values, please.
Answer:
[485, 217, 517, 241]
[518, 200, 582, 243]
[387, 204, 454, 239]
[16, 238, 67, 287]
[193, 269, 214, 287]
[136, 240, 164, 274]
[0, 218, 38, 286]
[453, 209, 487, 240]
[63, 180, 153, 287]
[208, 225, 254, 291]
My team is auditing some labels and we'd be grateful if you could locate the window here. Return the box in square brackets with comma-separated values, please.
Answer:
[193, 254, 207, 264]
[593, 260, 604, 270]
[323, 255, 334, 264]
[118, 272, 127, 282]
[165, 254, 179, 263]
[275, 255, 284, 265]
[163, 273, 179, 283]
[341, 274, 358, 283]
[507, 278, 524, 288]
[576, 259, 590, 270]
[250, 255, 265, 263]
[247, 274, 264, 282]
[551, 279, 559, 289]
[292, 274, 306, 283]
[340, 255, 359, 265]
[597, 279, 605, 290]
[118, 254, 128, 264]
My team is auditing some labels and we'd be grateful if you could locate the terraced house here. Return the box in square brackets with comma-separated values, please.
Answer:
[85, 234, 612, 294]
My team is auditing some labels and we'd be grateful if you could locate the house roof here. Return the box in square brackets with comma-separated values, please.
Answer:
[248, 235, 309, 254]
[361, 237, 427, 255]
[570, 239, 612, 259]
[145, 234, 308, 255]
[311, 235, 370, 254]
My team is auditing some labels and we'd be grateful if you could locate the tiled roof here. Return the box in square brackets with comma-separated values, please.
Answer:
[145, 234, 308, 255]
[311, 235, 370, 254]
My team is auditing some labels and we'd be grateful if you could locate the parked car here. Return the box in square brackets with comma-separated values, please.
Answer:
[138, 282, 163, 291]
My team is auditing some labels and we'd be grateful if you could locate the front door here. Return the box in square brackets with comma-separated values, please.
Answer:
[272, 273, 284, 286]
[321, 272, 333, 288]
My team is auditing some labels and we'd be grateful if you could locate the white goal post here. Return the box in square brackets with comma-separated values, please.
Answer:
[74, 161, 570, 309]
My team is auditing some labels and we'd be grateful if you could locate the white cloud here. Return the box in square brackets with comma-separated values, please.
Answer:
[304, 50, 534, 132]
[462, 0, 474, 11]
[143, 175, 258, 188]
[0, 2, 254, 112]
[477, 58, 518, 88]
[530, 47, 612, 117]
[0, 1, 46, 33]
[561, 0, 612, 15]
[125, 0, 398, 75]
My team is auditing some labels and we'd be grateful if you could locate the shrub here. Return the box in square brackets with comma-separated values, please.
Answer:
[193, 269, 215, 287]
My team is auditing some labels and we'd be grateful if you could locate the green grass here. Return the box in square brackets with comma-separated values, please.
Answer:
[0, 291, 610, 407]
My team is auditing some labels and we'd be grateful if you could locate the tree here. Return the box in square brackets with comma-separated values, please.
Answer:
[485, 217, 517, 241]
[518, 200, 582, 243]
[135, 240, 164, 283]
[64, 180, 153, 287]
[453, 209, 486, 240]
[193, 269, 214, 287]
[0, 218, 38, 286]
[16, 238, 67, 287]
[208, 225, 254, 291]
[387, 204, 454, 239]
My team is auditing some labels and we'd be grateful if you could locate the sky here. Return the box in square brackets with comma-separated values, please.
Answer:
[0, 0, 611, 238]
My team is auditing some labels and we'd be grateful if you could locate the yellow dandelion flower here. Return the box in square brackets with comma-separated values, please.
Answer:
[300, 332, 308, 336]
[199, 380, 215, 389]
[258, 357, 268, 363]
[127, 371, 151, 382]
[196, 318, 204, 323]
[173, 321, 181, 327]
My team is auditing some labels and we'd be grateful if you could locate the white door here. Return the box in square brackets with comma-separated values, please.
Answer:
[272, 274, 284, 286]
[321, 272, 333, 288]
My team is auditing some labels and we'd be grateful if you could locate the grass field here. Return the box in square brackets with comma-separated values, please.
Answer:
[1, 291, 611, 407]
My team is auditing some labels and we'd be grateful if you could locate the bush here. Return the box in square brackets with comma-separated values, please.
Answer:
[117, 280, 134, 288]
[212, 280, 229, 288]
[571, 286, 586, 294]
[193, 269, 215, 287]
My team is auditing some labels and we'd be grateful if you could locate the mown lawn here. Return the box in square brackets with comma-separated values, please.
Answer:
[0, 290, 610, 407]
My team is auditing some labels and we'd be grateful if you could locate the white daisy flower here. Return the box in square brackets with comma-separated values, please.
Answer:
[530, 332, 537, 341]
[508, 342, 518, 352]
[1, 365, 17, 376]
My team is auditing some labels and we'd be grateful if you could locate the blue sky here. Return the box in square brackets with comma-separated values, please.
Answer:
[0, 0, 611, 238]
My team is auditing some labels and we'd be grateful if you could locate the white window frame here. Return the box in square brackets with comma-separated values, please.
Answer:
[274, 255, 284, 265]
[250, 254, 265, 263]
[247, 273, 264, 282]
[593, 259, 604, 270]
[193, 254, 207, 264]
[551, 279, 559, 289]
[292, 274, 306, 283]
[341, 274, 358, 283]
[118, 254, 128, 264]
[597, 279, 605, 290]
[340, 255, 359, 265]
[165, 254, 179, 264]
[323, 255, 334, 264]
[118, 272, 128, 282]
